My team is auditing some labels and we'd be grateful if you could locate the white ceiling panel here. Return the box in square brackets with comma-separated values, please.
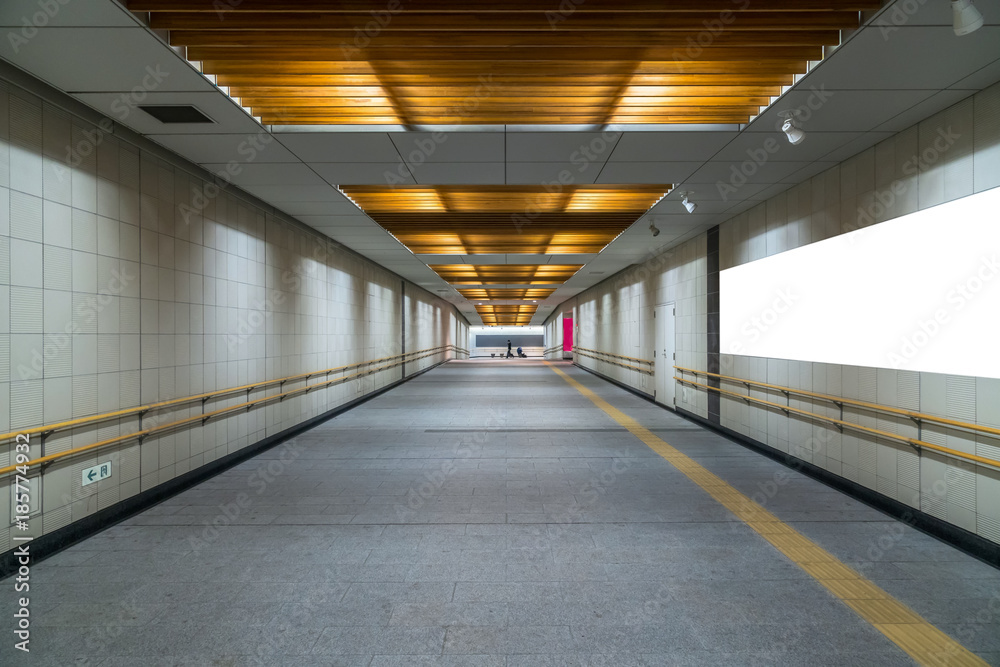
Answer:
[747, 90, 938, 134]
[818, 131, 897, 163]
[416, 255, 467, 264]
[312, 162, 414, 185]
[649, 198, 735, 215]
[661, 181, 772, 202]
[73, 91, 260, 135]
[461, 254, 506, 265]
[870, 0, 1000, 27]
[949, 57, 1000, 89]
[595, 162, 703, 184]
[609, 131, 738, 162]
[410, 162, 505, 185]
[752, 183, 798, 202]
[1, 28, 213, 93]
[807, 27, 1000, 91]
[275, 201, 360, 216]
[778, 161, 839, 183]
[505, 162, 599, 185]
[200, 163, 326, 187]
[686, 160, 819, 186]
[710, 131, 867, 163]
[275, 132, 402, 163]
[391, 132, 505, 163]
[294, 215, 372, 227]
[6, 0, 999, 320]
[506, 132, 621, 163]
[0, 0, 136, 26]
[240, 184, 346, 202]
[149, 133, 299, 165]
[874, 89, 979, 132]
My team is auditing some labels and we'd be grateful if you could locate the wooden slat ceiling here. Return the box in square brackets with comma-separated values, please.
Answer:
[428, 265, 584, 286]
[458, 289, 555, 301]
[130, 0, 877, 126]
[476, 304, 538, 327]
[339, 185, 670, 254]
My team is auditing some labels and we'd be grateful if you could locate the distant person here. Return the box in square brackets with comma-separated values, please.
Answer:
[517, 346, 525, 358]
[507, 340, 512, 358]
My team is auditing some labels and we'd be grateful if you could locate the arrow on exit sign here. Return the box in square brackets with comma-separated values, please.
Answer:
[82, 462, 112, 486]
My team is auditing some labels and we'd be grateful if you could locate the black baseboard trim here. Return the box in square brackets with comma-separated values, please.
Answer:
[0, 360, 449, 579]
[675, 406, 1000, 570]
[572, 361, 660, 404]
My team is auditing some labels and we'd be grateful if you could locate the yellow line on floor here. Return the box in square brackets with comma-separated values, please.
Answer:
[547, 363, 986, 667]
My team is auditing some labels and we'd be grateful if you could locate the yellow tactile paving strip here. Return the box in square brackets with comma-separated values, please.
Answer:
[547, 363, 986, 667]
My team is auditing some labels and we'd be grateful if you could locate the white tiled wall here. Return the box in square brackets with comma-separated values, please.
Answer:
[0, 77, 468, 554]
[544, 313, 565, 360]
[546, 235, 709, 417]
[549, 82, 1000, 545]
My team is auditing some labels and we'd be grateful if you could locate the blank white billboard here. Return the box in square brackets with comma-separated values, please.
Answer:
[721, 186, 1000, 379]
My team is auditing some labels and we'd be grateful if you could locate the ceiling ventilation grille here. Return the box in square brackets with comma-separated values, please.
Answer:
[138, 105, 214, 124]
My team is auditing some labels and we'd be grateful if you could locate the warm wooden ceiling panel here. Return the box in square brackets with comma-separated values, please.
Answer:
[476, 304, 538, 326]
[131, 0, 876, 126]
[429, 265, 583, 286]
[339, 185, 670, 255]
[459, 288, 555, 302]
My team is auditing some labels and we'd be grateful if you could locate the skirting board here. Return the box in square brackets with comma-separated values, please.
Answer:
[0, 360, 450, 578]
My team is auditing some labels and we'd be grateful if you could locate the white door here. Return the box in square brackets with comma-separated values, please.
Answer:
[654, 303, 676, 408]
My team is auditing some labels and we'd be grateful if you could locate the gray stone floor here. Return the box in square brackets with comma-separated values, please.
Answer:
[3, 359, 1000, 666]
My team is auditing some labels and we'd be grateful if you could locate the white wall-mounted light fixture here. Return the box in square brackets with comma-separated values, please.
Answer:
[777, 110, 806, 145]
[953, 0, 984, 35]
[678, 191, 697, 214]
[649, 220, 661, 237]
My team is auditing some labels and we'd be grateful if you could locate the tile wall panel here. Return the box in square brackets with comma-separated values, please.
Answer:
[550, 82, 1000, 544]
[0, 76, 468, 552]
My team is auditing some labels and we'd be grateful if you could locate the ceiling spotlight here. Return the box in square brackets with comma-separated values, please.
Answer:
[777, 111, 806, 145]
[649, 220, 661, 237]
[953, 0, 984, 35]
[679, 191, 697, 214]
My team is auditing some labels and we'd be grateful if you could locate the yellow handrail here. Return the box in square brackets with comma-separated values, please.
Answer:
[0, 347, 456, 477]
[0, 345, 457, 444]
[672, 375, 1000, 471]
[574, 346, 654, 366]
[673, 365, 1000, 439]
[574, 347, 653, 376]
